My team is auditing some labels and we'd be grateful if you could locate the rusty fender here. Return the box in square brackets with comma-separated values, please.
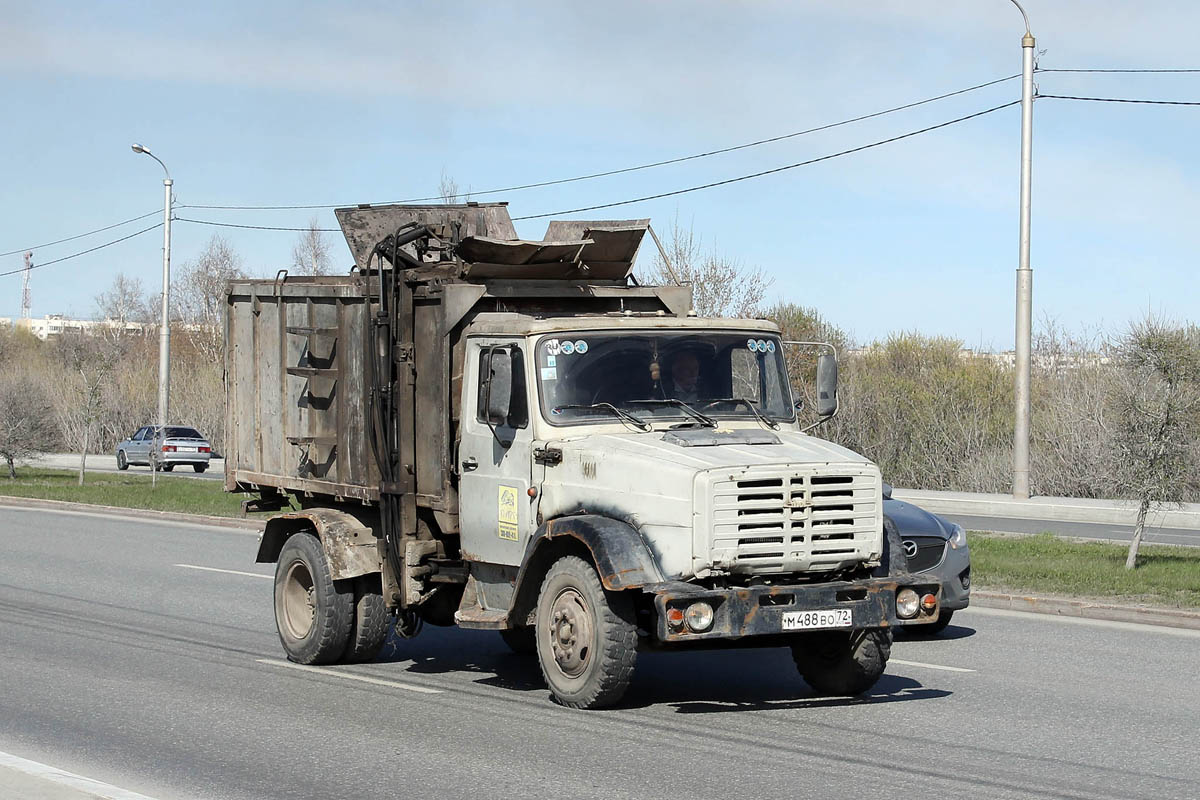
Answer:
[255, 509, 381, 582]
[649, 576, 942, 643]
[517, 515, 663, 592]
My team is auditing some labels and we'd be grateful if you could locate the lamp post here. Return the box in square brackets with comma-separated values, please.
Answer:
[132, 143, 173, 460]
[1009, 1, 1035, 500]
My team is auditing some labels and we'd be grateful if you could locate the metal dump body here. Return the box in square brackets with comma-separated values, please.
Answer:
[224, 275, 380, 502]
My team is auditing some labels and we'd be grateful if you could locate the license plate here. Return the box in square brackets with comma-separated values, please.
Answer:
[178, 446, 197, 452]
[782, 608, 852, 631]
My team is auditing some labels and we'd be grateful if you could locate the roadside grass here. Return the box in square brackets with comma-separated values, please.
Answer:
[969, 532, 1200, 609]
[0, 467, 266, 519]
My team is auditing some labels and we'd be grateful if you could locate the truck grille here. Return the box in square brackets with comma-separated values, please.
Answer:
[709, 469, 880, 575]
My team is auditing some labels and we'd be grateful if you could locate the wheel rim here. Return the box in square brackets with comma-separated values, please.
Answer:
[546, 587, 594, 678]
[281, 560, 316, 640]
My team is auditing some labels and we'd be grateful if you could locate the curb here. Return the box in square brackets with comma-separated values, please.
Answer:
[971, 590, 1200, 631]
[0, 495, 262, 531]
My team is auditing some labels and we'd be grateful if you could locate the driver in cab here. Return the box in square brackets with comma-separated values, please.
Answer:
[665, 351, 703, 404]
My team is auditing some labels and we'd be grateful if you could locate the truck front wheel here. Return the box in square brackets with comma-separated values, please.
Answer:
[792, 628, 892, 696]
[535, 555, 637, 709]
[273, 532, 353, 664]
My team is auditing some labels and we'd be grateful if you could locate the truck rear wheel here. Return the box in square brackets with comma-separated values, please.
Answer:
[792, 628, 892, 696]
[342, 575, 389, 663]
[274, 532, 353, 664]
[535, 555, 637, 709]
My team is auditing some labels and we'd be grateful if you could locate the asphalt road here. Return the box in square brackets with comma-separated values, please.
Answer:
[2, 506, 1198, 800]
[943, 512, 1200, 547]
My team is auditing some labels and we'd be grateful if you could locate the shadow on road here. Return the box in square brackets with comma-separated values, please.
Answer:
[374, 624, 953, 710]
[898, 623, 977, 641]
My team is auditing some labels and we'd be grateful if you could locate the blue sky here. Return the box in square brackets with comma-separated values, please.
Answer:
[2, 0, 1198, 347]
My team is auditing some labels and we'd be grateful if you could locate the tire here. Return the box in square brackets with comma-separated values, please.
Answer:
[792, 628, 892, 696]
[908, 609, 953, 637]
[193, 463, 207, 473]
[116, 451, 128, 471]
[499, 626, 537, 655]
[535, 555, 638, 709]
[342, 574, 389, 663]
[273, 532, 354, 664]
[162, 464, 174, 472]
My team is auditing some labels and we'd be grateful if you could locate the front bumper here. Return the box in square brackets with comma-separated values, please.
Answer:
[649, 575, 942, 643]
[934, 543, 971, 611]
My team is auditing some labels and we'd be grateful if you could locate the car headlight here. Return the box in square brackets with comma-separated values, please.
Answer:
[947, 523, 967, 550]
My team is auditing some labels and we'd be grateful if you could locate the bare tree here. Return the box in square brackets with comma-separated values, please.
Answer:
[637, 214, 771, 318]
[176, 235, 246, 362]
[53, 330, 128, 485]
[291, 218, 331, 276]
[0, 368, 57, 478]
[439, 169, 470, 204]
[95, 273, 153, 325]
[1109, 317, 1200, 569]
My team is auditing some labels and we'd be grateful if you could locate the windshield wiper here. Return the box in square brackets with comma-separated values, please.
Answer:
[552, 403, 653, 432]
[704, 397, 780, 430]
[627, 399, 718, 428]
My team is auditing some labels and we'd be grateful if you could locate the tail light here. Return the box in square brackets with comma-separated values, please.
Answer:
[162, 445, 177, 452]
[199, 446, 211, 453]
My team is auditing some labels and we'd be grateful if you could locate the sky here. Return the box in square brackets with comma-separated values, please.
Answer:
[2, 0, 1198, 348]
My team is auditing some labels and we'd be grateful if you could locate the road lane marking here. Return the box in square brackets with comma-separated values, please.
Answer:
[0, 750, 161, 800]
[889, 658, 976, 673]
[966, 606, 1200, 638]
[175, 563, 273, 579]
[257, 658, 443, 694]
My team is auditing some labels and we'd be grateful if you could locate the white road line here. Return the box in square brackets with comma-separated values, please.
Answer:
[175, 563, 273, 579]
[966, 606, 1200, 638]
[889, 658, 976, 673]
[256, 658, 443, 694]
[0, 750, 162, 800]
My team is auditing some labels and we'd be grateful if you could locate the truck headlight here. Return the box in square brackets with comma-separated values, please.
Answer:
[947, 523, 967, 550]
[685, 602, 714, 632]
[896, 589, 919, 619]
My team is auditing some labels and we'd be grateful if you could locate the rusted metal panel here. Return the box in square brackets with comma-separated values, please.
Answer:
[259, 509, 380, 581]
[335, 203, 518, 273]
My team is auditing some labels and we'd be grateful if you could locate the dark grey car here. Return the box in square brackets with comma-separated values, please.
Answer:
[116, 425, 212, 473]
[883, 485, 971, 634]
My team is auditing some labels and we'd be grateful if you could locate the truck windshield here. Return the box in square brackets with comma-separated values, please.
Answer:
[535, 332, 793, 426]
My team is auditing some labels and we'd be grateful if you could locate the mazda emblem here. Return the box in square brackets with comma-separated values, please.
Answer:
[902, 540, 919, 559]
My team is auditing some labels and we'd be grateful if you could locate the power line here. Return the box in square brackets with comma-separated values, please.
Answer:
[510, 101, 1020, 221]
[0, 209, 161, 258]
[175, 218, 339, 232]
[181, 73, 1021, 211]
[1040, 94, 1200, 106]
[1038, 68, 1200, 73]
[0, 223, 163, 278]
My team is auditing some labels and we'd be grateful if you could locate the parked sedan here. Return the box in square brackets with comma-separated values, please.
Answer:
[883, 484, 971, 634]
[116, 425, 212, 473]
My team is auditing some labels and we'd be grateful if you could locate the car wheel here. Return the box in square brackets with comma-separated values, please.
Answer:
[116, 451, 128, 471]
[161, 464, 174, 472]
[792, 628, 892, 696]
[193, 463, 207, 473]
[273, 532, 354, 664]
[535, 555, 638, 709]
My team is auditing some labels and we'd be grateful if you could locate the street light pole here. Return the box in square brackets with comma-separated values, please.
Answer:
[132, 144, 173, 463]
[1010, 2, 1035, 499]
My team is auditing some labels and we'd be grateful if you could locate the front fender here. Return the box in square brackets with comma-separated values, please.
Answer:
[527, 514, 663, 591]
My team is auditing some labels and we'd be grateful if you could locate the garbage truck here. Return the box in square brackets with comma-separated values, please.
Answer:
[225, 202, 940, 709]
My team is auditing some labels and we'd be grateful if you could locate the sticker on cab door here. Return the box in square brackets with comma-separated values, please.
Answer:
[498, 485, 519, 541]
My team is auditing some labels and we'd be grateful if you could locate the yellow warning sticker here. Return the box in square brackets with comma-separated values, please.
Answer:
[498, 485, 519, 541]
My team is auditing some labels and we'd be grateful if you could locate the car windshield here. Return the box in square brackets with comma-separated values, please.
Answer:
[536, 331, 793, 426]
[163, 427, 204, 439]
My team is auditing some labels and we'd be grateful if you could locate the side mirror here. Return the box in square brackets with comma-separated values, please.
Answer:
[816, 353, 838, 417]
[485, 347, 513, 425]
[882, 482, 893, 500]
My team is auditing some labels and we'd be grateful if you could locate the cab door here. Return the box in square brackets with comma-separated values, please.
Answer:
[458, 339, 534, 567]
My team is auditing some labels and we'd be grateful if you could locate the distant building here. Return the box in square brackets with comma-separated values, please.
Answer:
[0, 314, 148, 340]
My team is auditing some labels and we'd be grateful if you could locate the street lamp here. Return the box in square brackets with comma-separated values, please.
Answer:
[1008, 1, 1035, 499]
[132, 143, 174, 460]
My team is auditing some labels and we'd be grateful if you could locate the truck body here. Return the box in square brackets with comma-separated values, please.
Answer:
[228, 202, 939, 708]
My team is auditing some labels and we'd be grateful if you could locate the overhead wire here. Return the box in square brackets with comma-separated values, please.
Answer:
[1038, 94, 1200, 106]
[174, 217, 340, 232]
[510, 100, 1020, 221]
[0, 223, 163, 277]
[180, 73, 1022, 211]
[0, 209, 161, 258]
[1037, 68, 1200, 73]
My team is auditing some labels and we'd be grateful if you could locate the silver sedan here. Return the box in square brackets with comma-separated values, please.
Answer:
[116, 425, 212, 473]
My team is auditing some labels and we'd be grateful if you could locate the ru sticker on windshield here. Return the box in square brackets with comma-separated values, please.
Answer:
[561, 341, 575, 355]
[574, 340, 588, 354]
[544, 339, 561, 356]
